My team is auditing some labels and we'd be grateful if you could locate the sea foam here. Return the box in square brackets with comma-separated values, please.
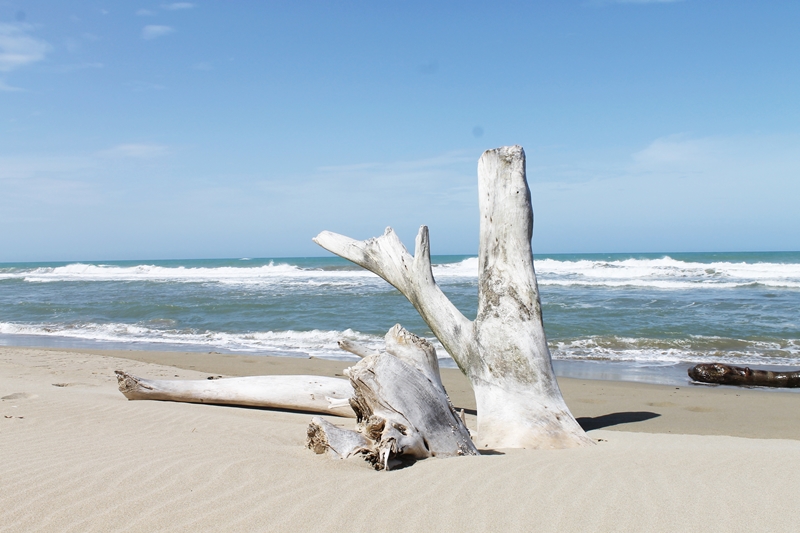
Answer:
[2, 256, 798, 289]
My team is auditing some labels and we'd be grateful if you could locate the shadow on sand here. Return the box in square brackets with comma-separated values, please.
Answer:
[577, 411, 661, 431]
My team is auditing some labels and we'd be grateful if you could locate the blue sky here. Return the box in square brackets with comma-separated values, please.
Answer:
[1, 1, 798, 261]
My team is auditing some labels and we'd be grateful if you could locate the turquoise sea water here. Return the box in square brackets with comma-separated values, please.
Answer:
[1, 252, 799, 373]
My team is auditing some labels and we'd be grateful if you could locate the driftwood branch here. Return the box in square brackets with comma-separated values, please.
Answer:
[337, 339, 379, 359]
[115, 372, 356, 417]
[314, 227, 473, 372]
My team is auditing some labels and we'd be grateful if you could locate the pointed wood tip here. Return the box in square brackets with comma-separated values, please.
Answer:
[312, 231, 333, 246]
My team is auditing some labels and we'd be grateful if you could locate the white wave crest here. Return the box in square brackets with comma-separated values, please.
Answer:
[552, 335, 800, 366]
[431, 257, 479, 277]
[2, 255, 799, 290]
[0, 322, 452, 361]
[2, 321, 797, 366]
[0, 262, 378, 284]
[534, 256, 800, 290]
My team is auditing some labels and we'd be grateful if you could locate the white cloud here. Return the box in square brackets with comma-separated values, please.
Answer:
[192, 61, 212, 71]
[631, 134, 710, 166]
[56, 62, 104, 73]
[126, 80, 166, 91]
[0, 154, 97, 180]
[161, 3, 195, 10]
[530, 133, 800, 185]
[589, 0, 684, 4]
[141, 25, 175, 40]
[0, 79, 23, 91]
[308, 151, 477, 211]
[0, 23, 51, 72]
[615, 0, 683, 3]
[97, 144, 170, 158]
[136, 9, 156, 16]
[628, 134, 800, 189]
[317, 151, 473, 174]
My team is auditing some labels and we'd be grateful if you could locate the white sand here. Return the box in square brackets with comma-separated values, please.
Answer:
[2, 346, 799, 532]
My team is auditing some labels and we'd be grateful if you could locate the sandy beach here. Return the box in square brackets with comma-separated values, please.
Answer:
[2, 346, 799, 533]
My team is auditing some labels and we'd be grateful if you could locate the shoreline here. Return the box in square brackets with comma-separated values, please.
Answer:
[3, 345, 800, 532]
[7, 344, 800, 440]
[4, 333, 800, 389]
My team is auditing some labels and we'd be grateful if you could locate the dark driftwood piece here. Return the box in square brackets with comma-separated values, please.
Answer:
[688, 363, 800, 388]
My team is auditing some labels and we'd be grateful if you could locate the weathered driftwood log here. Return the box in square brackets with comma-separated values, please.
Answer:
[307, 324, 478, 470]
[115, 371, 356, 417]
[314, 145, 592, 449]
[688, 363, 800, 388]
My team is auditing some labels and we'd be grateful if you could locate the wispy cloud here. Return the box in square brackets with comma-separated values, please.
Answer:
[97, 144, 170, 159]
[528, 133, 800, 253]
[0, 23, 51, 72]
[141, 25, 175, 40]
[0, 154, 97, 180]
[192, 61, 212, 71]
[139, 3, 195, 16]
[308, 151, 476, 209]
[125, 80, 166, 91]
[161, 2, 195, 10]
[617, 0, 684, 3]
[317, 151, 473, 174]
[0, 79, 23, 91]
[525, 132, 800, 188]
[631, 133, 709, 166]
[589, 0, 684, 4]
[55, 62, 104, 73]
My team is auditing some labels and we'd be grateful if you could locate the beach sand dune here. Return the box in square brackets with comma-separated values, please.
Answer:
[2, 347, 799, 532]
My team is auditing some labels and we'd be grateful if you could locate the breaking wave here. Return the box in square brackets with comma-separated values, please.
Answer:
[2, 255, 798, 289]
[2, 321, 798, 367]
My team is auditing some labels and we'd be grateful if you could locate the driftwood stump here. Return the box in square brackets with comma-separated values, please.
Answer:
[307, 325, 478, 470]
[315, 146, 592, 449]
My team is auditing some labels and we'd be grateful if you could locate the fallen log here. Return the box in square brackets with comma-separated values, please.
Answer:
[688, 363, 800, 388]
[115, 372, 356, 417]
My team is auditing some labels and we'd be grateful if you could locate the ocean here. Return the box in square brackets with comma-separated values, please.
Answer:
[1, 252, 799, 382]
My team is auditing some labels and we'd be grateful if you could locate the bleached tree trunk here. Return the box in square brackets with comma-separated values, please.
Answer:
[314, 145, 592, 449]
[307, 325, 478, 470]
[115, 372, 356, 418]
